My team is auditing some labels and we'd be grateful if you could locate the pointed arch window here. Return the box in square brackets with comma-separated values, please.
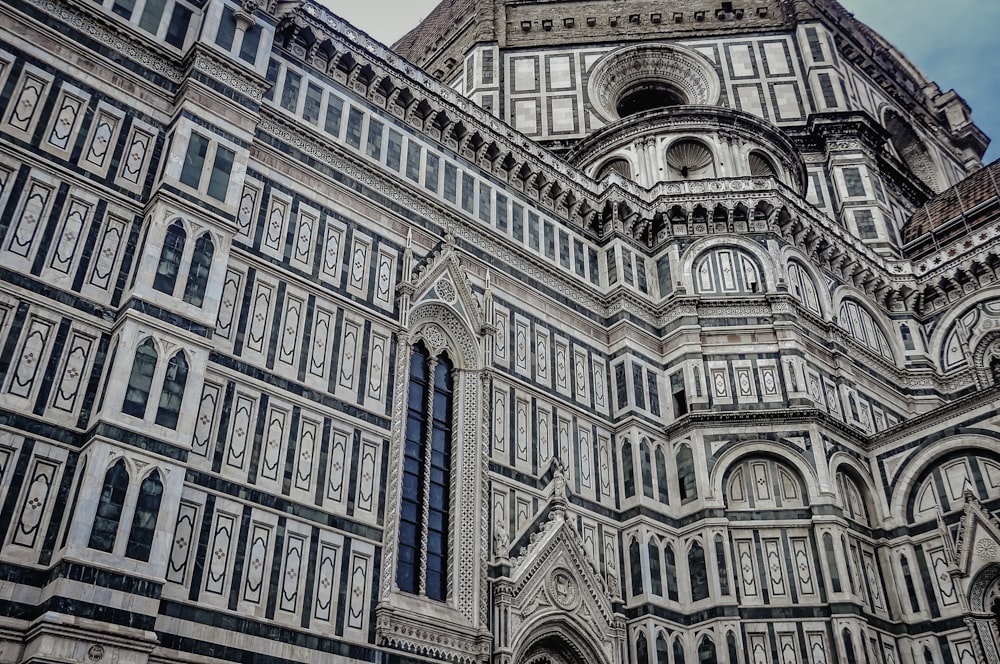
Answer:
[396, 342, 454, 602]
[648, 539, 663, 596]
[622, 440, 636, 498]
[126, 470, 163, 561]
[123, 339, 157, 418]
[656, 634, 669, 664]
[697, 637, 716, 663]
[673, 639, 685, 664]
[154, 221, 186, 295]
[664, 543, 679, 601]
[677, 444, 697, 503]
[155, 351, 188, 429]
[89, 460, 129, 552]
[823, 533, 841, 593]
[629, 538, 643, 596]
[716, 535, 730, 596]
[640, 440, 654, 498]
[900, 553, 921, 612]
[727, 633, 739, 664]
[689, 541, 709, 601]
[655, 447, 669, 504]
[842, 629, 858, 664]
[924, 647, 935, 664]
[182, 233, 214, 306]
[637, 633, 649, 664]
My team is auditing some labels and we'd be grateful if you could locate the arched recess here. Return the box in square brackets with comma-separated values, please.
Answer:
[967, 564, 1000, 664]
[514, 618, 613, 664]
[710, 442, 819, 505]
[833, 289, 898, 364]
[931, 291, 1000, 375]
[723, 455, 808, 511]
[886, 436, 1000, 524]
[883, 109, 942, 193]
[665, 139, 716, 181]
[905, 446, 1000, 525]
[829, 453, 885, 526]
[680, 236, 777, 295]
[594, 156, 633, 181]
[780, 246, 833, 318]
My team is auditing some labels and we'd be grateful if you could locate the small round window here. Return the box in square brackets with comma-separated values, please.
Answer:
[615, 81, 688, 117]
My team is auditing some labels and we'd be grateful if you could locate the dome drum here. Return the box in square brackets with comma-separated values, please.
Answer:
[568, 106, 806, 192]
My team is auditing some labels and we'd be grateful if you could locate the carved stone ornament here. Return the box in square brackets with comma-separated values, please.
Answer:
[87, 645, 105, 663]
[548, 568, 581, 611]
[586, 43, 721, 122]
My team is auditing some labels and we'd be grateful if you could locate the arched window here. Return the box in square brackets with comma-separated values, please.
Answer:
[842, 629, 858, 664]
[396, 343, 454, 601]
[697, 637, 716, 663]
[836, 471, 871, 525]
[182, 233, 214, 306]
[673, 639, 685, 664]
[655, 448, 669, 505]
[89, 460, 129, 552]
[677, 445, 697, 503]
[841, 535, 857, 594]
[596, 158, 632, 180]
[123, 339, 157, 418]
[727, 633, 739, 664]
[126, 470, 163, 561]
[640, 440, 654, 498]
[629, 539, 643, 597]
[823, 533, 841, 593]
[748, 151, 777, 178]
[924, 647, 935, 664]
[693, 247, 763, 295]
[838, 299, 893, 361]
[155, 351, 188, 429]
[900, 554, 921, 613]
[622, 440, 636, 499]
[153, 221, 187, 295]
[637, 633, 649, 664]
[716, 536, 730, 596]
[648, 539, 663, 596]
[656, 634, 669, 664]
[787, 261, 821, 315]
[689, 541, 709, 601]
[664, 543, 678, 601]
[666, 140, 715, 180]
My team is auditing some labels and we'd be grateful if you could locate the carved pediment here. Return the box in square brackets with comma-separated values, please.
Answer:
[495, 468, 624, 664]
[953, 490, 1000, 577]
[409, 235, 486, 335]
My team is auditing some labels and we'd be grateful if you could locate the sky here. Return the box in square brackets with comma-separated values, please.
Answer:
[323, 0, 999, 163]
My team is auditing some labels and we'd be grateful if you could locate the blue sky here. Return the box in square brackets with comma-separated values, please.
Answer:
[326, 0, 998, 163]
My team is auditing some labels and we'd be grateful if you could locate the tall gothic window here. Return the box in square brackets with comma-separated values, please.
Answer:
[648, 539, 662, 596]
[636, 633, 648, 664]
[689, 541, 709, 601]
[656, 634, 669, 664]
[629, 539, 642, 597]
[123, 339, 157, 418]
[153, 221, 186, 295]
[182, 233, 214, 307]
[126, 470, 163, 561]
[396, 343, 454, 602]
[655, 448, 669, 504]
[697, 636, 716, 663]
[622, 440, 636, 498]
[673, 639, 685, 664]
[640, 440, 654, 498]
[664, 543, 678, 601]
[89, 460, 129, 552]
[155, 351, 188, 429]
[677, 444, 697, 503]
[842, 629, 858, 664]
[716, 535, 730, 596]
[823, 533, 842, 592]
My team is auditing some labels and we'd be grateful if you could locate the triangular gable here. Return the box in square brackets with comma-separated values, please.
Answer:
[409, 234, 485, 334]
[953, 490, 1000, 576]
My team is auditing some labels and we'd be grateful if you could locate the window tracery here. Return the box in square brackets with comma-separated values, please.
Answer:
[396, 341, 454, 602]
[693, 247, 763, 295]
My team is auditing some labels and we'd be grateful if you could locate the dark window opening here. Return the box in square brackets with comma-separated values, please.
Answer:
[616, 81, 687, 117]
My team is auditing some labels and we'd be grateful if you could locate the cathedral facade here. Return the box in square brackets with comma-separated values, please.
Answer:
[0, 0, 999, 662]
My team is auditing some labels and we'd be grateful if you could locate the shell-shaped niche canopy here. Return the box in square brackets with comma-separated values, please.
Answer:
[665, 140, 715, 179]
[587, 43, 722, 122]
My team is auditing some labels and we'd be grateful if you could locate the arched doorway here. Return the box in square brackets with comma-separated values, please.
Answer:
[522, 635, 588, 664]
[968, 564, 1000, 663]
[514, 621, 610, 664]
